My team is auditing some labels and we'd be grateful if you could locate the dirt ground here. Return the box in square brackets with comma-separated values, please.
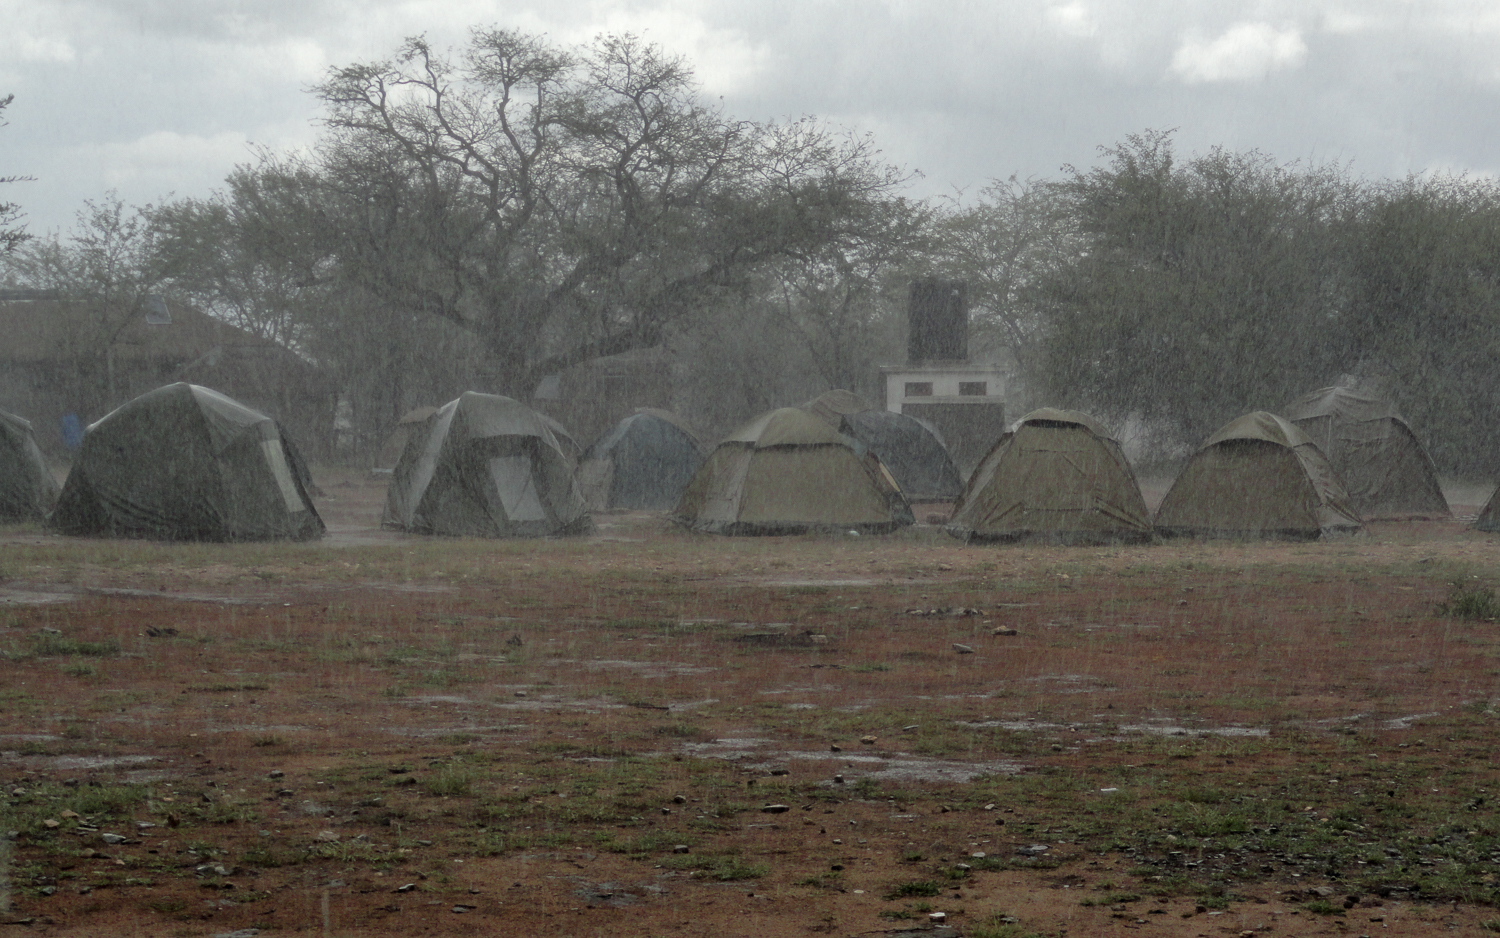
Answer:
[3, 473, 1500, 937]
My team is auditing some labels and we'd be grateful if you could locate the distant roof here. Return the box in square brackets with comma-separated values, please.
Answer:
[0, 297, 301, 365]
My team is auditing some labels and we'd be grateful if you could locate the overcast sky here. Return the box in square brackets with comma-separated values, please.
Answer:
[5, 0, 1500, 237]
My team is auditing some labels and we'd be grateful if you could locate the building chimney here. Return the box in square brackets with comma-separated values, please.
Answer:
[906, 279, 968, 364]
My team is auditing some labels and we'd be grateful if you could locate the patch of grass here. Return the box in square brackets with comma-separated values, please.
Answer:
[426, 760, 485, 797]
[967, 915, 1047, 938]
[883, 880, 941, 900]
[19, 633, 120, 658]
[660, 852, 767, 881]
[1438, 580, 1500, 620]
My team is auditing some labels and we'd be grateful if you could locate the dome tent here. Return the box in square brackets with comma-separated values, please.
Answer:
[0, 408, 60, 522]
[49, 383, 323, 541]
[800, 389, 963, 501]
[1154, 411, 1362, 540]
[945, 408, 1152, 544]
[577, 409, 705, 511]
[1284, 375, 1449, 519]
[838, 409, 964, 502]
[382, 392, 590, 537]
[673, 407, 913, 535]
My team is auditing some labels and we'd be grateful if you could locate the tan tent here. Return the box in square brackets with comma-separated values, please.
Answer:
[946, 408, 1152, 544]
[1284, 375, 1449, 519]
[673, 407, 913, 535]
[1155, 411, 1362, 540]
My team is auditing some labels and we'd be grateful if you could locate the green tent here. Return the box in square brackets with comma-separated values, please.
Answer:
[673, 407, 913, 535]
[1284, 375, 1449, 519]
[49, 383, 323, 541]
[946, 408, 1152, 544]
[382, 392, 590, 537]
[1154, 411, 1362, 540]
[0, 408, 60, 522]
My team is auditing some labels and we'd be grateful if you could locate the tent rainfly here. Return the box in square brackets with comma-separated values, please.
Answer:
[838, 409, 964, 502]
[673, 407, 914, 535]
[577, 409, 705, 511]
[382, 392, 590, 537]
[1154, 411, 1362, 540]
[946, 408, 1152, 544]
[0, 408, 61, 522]
[1472, 489, 1500, 533]
[375, 406, 440, 470]
[49, 383, 324, 541]
[1283, 375, 1449, 519]
[801, 389, 873, 428]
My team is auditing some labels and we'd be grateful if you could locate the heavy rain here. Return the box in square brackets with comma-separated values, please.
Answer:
[5, 5, 1500, 936]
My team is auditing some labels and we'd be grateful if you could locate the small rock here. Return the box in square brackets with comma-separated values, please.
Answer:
[269, 770, 284, 779]
[829, 744, 842, 752]
[396, 883, 417, 892]
[992, 628, 1018, 636]
[860, 735, 877, 745]
[100, 833, 127, 845]
[760, 804, 790, 814]
[833, 775, 845, 784]
[672, 794, 687, 804]
[952, 643, 974, 654]
[314, 830, 339, 842]
[43, 819, 60, 829]
[673, 844, 690, 854]
[451, 905, 475, 913]
[929, 911, 947, 923]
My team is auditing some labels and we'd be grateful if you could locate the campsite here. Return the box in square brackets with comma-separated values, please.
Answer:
[4, 469, 1500, 937]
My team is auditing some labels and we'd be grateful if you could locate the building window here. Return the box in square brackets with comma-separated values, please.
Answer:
[904, 382, 934, 397]
[959, 381, 987, 396]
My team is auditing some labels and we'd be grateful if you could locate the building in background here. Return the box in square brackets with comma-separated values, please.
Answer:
[880, 280, 1006, 476]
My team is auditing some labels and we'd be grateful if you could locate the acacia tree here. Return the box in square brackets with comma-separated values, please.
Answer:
[929, 176, 1080, 407]
[1034, 130, 1360, 453]
[765, 190, 931, 397]
[3, 195, 168, 415]
[1341, 175, 1500, 475]
[306, 28, 912, 397]
[1, 94, 33, 254]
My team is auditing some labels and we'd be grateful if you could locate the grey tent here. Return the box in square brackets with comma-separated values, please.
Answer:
[577, 409, 705, 511]
[838, 409, 964, 501]
[1154, 411, 1362, 540]
[0, 409, 60, 522]
[1284, 375, 1449, 519]
[382, 392, 590, 537]
[49, 383, 323, 541]
[673, 407, 914, 535]
[946, 408, 1152, 544]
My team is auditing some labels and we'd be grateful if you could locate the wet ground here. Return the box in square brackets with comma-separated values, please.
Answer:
[1, 472, 1499, 935]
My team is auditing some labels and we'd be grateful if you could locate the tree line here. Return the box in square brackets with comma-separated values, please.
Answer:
[5, 32, 1500, 476]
